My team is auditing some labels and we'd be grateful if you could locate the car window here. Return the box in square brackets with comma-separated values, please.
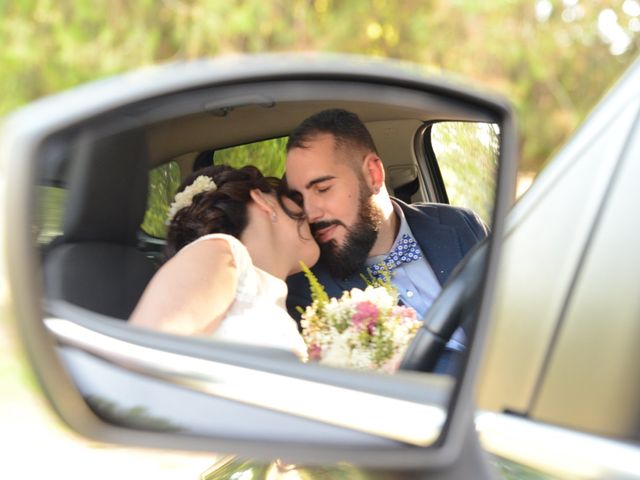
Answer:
[36, 185, 66, 246]
[214, 137, 287, 178]
[140, 137, 288, 239]
[140, 161, 181, 239]
[431, 122, 499, 225]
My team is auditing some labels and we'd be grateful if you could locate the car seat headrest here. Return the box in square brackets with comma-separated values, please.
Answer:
[387, 164, 420, 203]
[62, 124, 149, 245]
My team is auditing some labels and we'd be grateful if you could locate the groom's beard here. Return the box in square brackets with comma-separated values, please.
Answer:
[312, 190, 382, 279]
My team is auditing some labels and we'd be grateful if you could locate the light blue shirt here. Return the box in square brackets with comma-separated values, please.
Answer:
[366, 201, 466, 352]
[366, 202, 441, 318]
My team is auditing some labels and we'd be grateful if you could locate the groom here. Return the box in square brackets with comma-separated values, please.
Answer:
[284, 109, 488, 374]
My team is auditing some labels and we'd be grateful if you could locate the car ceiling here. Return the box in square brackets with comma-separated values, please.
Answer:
[145, 100, 433, 167]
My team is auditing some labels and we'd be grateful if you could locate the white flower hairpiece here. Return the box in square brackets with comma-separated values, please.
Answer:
[166, 175, 217, 224]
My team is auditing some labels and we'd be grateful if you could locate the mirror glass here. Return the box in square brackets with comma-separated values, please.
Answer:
[31, 78, 503, 448]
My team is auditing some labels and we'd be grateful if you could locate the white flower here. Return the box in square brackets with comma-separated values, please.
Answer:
[348, 288, 366, 302]
[320, 332, 352, 368]
[324, 296, 354, 324]
[361, 286, 396, 310]
[166, 175, 217, 224]
[349, 347, 375, 370]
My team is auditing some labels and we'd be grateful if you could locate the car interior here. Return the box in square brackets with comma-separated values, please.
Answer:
[35, 80, 498, 375]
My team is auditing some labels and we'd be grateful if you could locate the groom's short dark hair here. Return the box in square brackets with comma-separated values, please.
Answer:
[287, 108, 379, 155]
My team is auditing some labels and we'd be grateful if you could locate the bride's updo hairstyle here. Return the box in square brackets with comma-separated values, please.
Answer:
[165, 165, 304, 259]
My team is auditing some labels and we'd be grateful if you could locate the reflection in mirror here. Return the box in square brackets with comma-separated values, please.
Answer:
[33, 87, 501, 452]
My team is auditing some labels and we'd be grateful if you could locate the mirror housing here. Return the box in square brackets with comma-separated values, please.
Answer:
[0, 53, 518, 469]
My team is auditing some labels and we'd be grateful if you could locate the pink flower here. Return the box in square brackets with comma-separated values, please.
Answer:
[352, 301, 379, 333]
[394, 305, 417, 323]
[308, 343, 322, 360]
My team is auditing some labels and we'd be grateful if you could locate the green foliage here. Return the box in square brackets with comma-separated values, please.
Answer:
[360, 267, 398, 299]
[371, 324, 395, 367]
[140, 137, 286, 238]
[2, 0, 638, 176]
[84, 395, 180, 432]
[299, 261, 329, 306]
[35, 186, 65, 245]
[214, 137, 287, 178]
[491, 455, 556, 480]
[432, 122, 498, 225]
[141, 161, 181, 238]
[202, 458, 380, 480]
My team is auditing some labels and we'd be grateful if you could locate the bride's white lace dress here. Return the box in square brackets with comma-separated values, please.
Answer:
[184, 233, 308, 361]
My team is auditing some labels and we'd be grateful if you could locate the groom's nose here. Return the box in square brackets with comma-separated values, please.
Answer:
[304, 205, 322, 223]
[303, 198, 324, 223]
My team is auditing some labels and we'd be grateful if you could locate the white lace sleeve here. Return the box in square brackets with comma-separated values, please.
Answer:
[183, 233, 257, 297]
[183, 233, 307, 361]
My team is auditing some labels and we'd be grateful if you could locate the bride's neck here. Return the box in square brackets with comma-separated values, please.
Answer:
[241, 222, 288, 280]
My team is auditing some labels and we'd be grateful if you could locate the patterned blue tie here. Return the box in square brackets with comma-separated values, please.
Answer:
[368, 234, 423, 280]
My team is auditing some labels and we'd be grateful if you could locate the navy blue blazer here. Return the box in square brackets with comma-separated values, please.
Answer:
[286, 199, 489, 321]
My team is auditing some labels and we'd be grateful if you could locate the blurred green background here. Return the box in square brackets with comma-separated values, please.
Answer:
[2, 0, 639, 174]
[6, 0, 640, 240]
[7, 0, 636, 240]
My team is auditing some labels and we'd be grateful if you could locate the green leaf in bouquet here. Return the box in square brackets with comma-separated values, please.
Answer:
[372, 328, 395, 368]
[299, 261, 329, 306]
[361, 267, 399, 301]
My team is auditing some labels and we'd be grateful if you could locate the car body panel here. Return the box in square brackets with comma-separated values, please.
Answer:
[477, 59, 640, 419]
[532, 104, 640, 437]
[476, 57, 640, 477]
[478, 411, 640, 479]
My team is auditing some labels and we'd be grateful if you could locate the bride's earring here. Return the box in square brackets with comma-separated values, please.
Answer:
[270, 211, 278, 223]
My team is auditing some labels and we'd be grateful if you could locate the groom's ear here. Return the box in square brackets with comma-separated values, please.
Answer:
[249, 189, 276, 214]
[362, 153, 385, 194]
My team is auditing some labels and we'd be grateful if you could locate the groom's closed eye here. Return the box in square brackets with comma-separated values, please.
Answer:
[305, 175, 336, 191]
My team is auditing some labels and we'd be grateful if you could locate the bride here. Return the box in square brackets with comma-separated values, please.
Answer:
[130, 164, 319, 360]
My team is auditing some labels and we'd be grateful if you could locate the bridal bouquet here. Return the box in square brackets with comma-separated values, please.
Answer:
[298, 265, 421, 372]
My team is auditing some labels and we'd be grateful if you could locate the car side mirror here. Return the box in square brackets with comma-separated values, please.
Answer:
[0, 53, 517, 473]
